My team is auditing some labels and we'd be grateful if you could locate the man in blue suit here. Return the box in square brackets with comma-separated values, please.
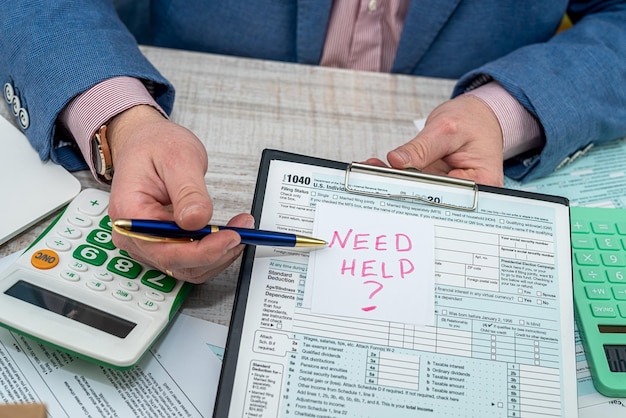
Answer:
[1, 1, 625, 282]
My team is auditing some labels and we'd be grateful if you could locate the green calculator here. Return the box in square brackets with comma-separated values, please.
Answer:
[571, 206, 626, 397]
[0, 188, 193, 369]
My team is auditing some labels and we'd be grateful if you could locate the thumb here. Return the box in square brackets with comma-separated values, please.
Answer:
[168, 170, 213, 231]
[387, 133, 442, 170]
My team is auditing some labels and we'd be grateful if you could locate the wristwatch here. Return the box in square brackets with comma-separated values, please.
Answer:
[91, 124, 114, 182]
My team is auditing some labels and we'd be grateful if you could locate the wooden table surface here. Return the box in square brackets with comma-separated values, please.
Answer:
[0, 45, 455, 326]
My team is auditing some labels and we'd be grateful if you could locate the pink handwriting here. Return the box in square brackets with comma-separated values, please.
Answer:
[340, 258, 415, 279]
[362, 280, 383, 311]
[329, 229, 413, 252]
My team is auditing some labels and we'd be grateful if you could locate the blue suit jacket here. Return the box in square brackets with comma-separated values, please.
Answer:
[2, 0, 625, 181]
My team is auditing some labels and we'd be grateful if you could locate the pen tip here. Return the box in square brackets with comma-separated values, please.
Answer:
[295, 236, 327, 247]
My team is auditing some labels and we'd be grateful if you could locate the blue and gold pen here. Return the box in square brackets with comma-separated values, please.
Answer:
[112, 219, 327, 248]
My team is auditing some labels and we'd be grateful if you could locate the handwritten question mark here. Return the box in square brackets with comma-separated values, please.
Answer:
[362, 280, 384, 312]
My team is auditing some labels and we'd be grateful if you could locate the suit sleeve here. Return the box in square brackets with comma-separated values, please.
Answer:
[454, 0, 626, 182]
[0, 0, 175, 170]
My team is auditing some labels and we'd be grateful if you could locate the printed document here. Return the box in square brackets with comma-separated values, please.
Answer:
[221, 156, 576, 417]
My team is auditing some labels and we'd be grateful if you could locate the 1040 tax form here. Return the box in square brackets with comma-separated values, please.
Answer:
[214, 150, 578, 418]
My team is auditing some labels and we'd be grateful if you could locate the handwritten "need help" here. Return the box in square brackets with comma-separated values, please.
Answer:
[328, 228, 415, 279]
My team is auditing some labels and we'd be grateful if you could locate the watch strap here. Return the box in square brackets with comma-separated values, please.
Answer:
[91, 124, 113, 182]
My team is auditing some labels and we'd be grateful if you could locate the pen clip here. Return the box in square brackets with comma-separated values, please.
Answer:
[112, 224, 194, 243]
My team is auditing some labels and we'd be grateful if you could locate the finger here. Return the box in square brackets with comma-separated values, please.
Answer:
[362, 157, 389, 167]
[159, 154, 213, 230]
[386, 127, 454, 171]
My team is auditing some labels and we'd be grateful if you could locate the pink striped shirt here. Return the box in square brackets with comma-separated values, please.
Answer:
[61, 0, 543, 179]
[320, 0, 409, 72]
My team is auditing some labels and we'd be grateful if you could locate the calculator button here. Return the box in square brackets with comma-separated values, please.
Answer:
[86, 280, 106, 291]
[606, 269, 626, 283]
[574, 251, 600, 266]
[619, 304, 626, 317]
[591, 303, 618, 318]
[591, 221, 615, 234]
[145, 290, 166, 302]
[46, 237, 71, 251]
[67, 214, 92, 228]
[86, 229, 115, 250]
[93, 270, 114, 282]
[571, 236, 595, 249]
[141, 270, 176, 293]
[60, 270, 80, 281]
[112, 289, 132, 301]
[30, 249, 59, 270]
[99, 215, 112, 231]
[585, 285, 612, 300]
[107, 257, 141, 279]
[596, 236, 621, 250]
[73, 244, 108, 266]
[138, 299, 159, 312]
[78, 196, 108, 217]
[601, 252, 626, 267]
[617, 223, 626, 235]
[612, 286, 626, 300]
[57, 224, 82, 239]
[579, 268, 605, 283]
[571, 220, 590, 233]
[120, 280, 140, 292]
[68, 260, 88, 272]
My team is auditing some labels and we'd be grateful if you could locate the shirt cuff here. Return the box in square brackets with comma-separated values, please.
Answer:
[464, 81, 544, 160]
[59, 76, 167, 180]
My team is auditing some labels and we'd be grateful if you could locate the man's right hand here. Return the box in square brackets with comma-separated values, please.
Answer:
[105, 105, 254, 283]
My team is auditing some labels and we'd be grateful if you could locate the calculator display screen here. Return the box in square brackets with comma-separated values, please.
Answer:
[598, 325, 626, 333]
[5, 280, 136, 338]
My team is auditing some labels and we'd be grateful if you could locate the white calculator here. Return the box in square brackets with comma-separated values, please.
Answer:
[0, 188, 192, 369]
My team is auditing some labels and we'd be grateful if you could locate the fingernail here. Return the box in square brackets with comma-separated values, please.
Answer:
[390, 149, 410, 165]
[179, 204, 204, 222]
[225, 239, 241, 252]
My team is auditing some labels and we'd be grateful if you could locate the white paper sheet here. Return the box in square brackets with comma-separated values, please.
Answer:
[309, 203, 435, 325]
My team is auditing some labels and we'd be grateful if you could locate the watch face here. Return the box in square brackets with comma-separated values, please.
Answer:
[91, 136, 105, 175]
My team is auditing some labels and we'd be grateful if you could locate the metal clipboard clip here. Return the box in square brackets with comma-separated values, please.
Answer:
[344, 162, 479, 211]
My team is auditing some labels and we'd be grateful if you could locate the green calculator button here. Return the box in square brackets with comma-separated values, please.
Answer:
[107, 256, 141, 279]
[596, 236, 621, 250]
[572, 236, 595, 249]
[579, 268, 605, 283]
[73, 244, 107, 266]
[141, 270, 176, 293]
[571, 220, 590, 233]
[619, 304, 626, 318]
[617, 223, 626, 235]
[99, 215, 112, 231]
[591, 303, 618, 318]
[86, 229, 116, 250]
[119, 249, 131, 257]
[606, 269, 626, 283]
[575, 251, 600, 266]
[591, 221, 615, 235]
[584, 286, 612, 300]
[601, 252, 626, 267]
[612, 286, 626, 300]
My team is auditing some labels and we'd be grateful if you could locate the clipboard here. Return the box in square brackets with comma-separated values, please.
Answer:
[214, 149, 578, 417]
